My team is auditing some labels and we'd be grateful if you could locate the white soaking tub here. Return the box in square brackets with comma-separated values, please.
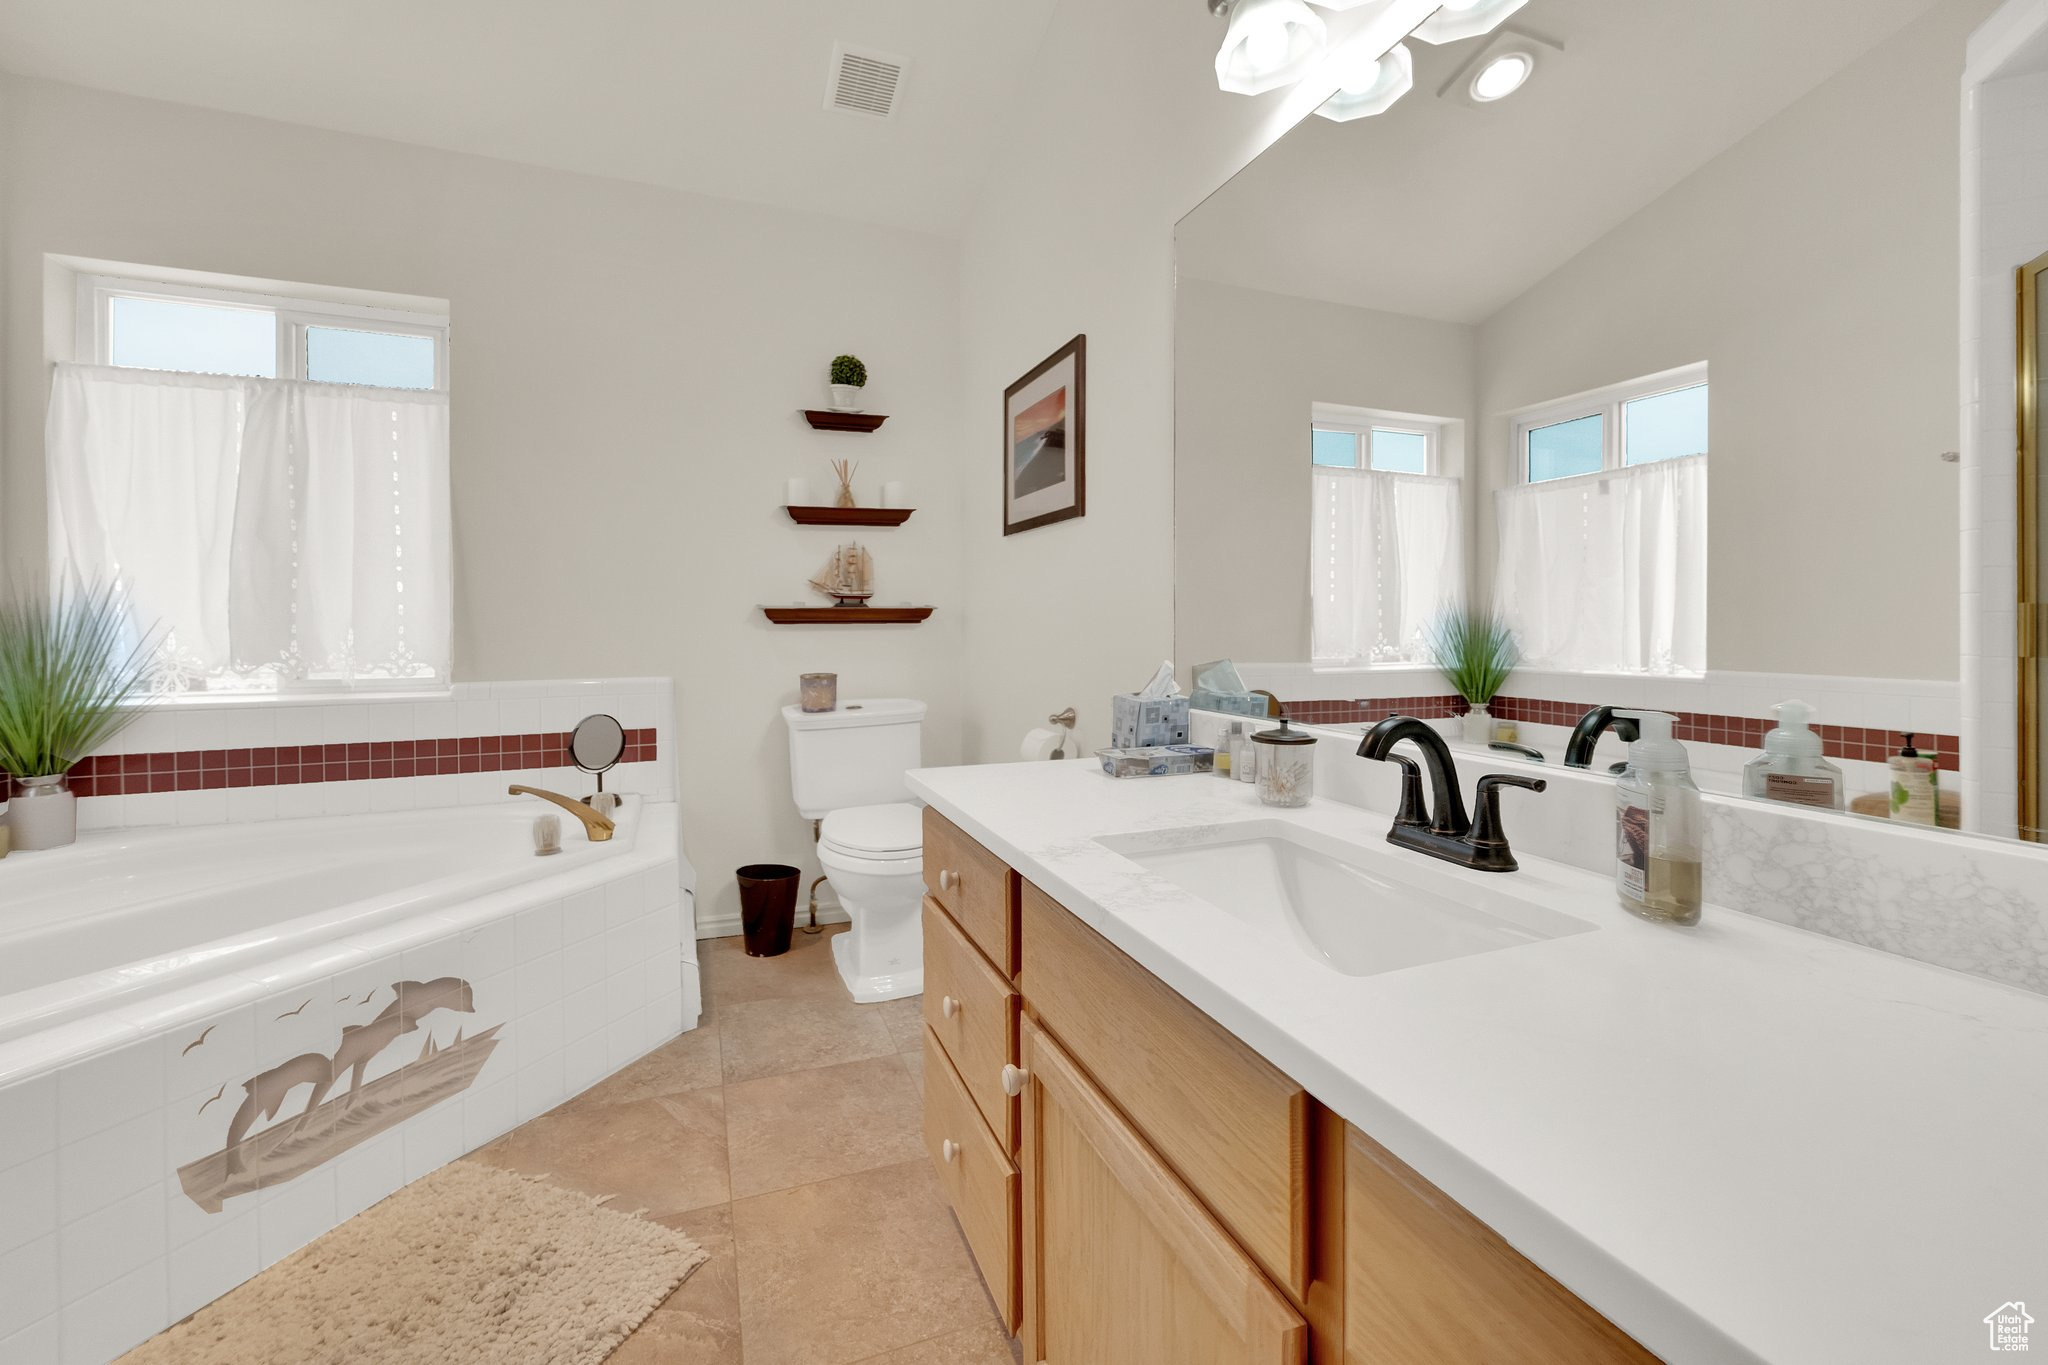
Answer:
[0, 795, 697, 1364]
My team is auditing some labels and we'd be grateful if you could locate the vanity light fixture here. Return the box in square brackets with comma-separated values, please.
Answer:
[1315, 41, 1414, 121]
[1211, 0, 1328, 96]
[1470, 49, 1532, 101]
[1411, 0, 1529, 46]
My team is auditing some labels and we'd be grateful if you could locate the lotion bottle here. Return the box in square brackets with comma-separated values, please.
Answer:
[1613, 710, 1703, 926]
[1888, 734, 1941, 826]
[1742, 701, 1844, 810]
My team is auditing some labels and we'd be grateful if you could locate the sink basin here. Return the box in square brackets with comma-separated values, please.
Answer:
[1095, 821, 1595, 977]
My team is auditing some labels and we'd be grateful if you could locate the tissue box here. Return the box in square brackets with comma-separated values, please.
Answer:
[1111, 693, 1191, 749]
[1189, 688, 1270, 719]
[1096, 745, 1215, 778]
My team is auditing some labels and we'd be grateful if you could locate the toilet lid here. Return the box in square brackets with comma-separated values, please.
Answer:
[820, 802, 923, 856]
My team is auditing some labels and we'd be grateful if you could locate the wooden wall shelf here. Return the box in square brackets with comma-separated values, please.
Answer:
[785, 505, 915, 527]
[762, 606, 935, 625]
[803, 410, 889, 433]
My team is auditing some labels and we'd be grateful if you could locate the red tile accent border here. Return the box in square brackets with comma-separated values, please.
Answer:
[1282, 694, 1960, 772]
[8, 729, 660, 800]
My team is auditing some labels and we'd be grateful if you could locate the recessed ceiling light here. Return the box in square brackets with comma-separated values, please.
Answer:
[1211, 0, 1327, 96]
[1470, 51, 1532, 102]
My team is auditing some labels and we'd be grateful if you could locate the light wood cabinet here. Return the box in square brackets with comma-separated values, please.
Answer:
[920, 816, 1659, 1365]
[922, 1028, 1020, 1329]
[922, 897, 1020, 1150]
[923, 807, 1017, 973]
[1019, 1019, 1307, 1365]
[1342, 1127, 1657, 1365]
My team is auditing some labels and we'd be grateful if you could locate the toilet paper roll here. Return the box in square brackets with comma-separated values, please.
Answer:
[1020, 727, 1062, 761]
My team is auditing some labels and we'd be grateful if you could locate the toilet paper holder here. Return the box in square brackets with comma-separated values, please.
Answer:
[1048, 707, 1076, 759]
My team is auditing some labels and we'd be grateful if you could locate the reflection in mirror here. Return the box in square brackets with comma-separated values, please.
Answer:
[2022, 251, 2048, 839]
[1174, 0, 2039, 841]
[569, 713, 626, 789]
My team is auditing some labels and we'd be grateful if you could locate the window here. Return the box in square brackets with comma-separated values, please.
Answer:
[1311, 415, 1438, 474]
[51, 266, 452, 695]
[1516, 364, 1707, 483]
[1494, 365, 1707, 675]
[84, 273, 447, 390]
[1308, 404, 1462, 664]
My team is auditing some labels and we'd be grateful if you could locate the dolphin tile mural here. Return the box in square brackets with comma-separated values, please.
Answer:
[178, 976, 501, 1213]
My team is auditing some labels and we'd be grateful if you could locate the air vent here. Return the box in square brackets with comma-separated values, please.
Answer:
[827, 43, 908, 119]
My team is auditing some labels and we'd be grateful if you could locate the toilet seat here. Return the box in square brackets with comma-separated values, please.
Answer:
[819, 802, 923, 860]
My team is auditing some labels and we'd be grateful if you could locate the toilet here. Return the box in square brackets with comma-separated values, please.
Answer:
[782, 698, 928, 1003]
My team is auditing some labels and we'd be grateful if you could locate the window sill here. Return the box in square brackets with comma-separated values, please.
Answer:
[128, 687, 456, 711]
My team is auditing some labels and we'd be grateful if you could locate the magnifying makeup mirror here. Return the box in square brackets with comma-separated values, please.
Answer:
[569, 713, 626, 792]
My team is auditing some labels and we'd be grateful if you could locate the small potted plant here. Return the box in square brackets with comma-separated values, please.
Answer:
[827, 354, 868, 412]
[1425, 609, 1519, 745]
[0, 579, 160, 851]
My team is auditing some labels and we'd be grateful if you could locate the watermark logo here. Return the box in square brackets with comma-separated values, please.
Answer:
[1985, 1301, 2034, 1352]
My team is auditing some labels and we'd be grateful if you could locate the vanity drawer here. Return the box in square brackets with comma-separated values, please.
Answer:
[923, 807, 1017, 975]
[923, 1027, 1020, 1330]
[923, 898, 1020, 1151]
[1018, 880, 1311, 1302]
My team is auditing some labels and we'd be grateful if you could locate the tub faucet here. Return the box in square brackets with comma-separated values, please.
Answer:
[1564, 706, 1639, 771]
[1356, 715, 1545, 873]
[508, 785, 615, 842]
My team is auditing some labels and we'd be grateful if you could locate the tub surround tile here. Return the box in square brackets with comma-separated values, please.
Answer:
[330, 1130, 405, 1222]
[0, 1074, 58, 1161]
[0, 1234, 59, 1339]
[58, 1038, 163, 1142]
[0, 1153, 56, 1256]
[58, 1258, 165, 1365]
[58, 1180, 165, 1304]
[164, 1205, 259, 1323]
[256, 1167, 337, 1264]
[0, 1314, 57, 1364]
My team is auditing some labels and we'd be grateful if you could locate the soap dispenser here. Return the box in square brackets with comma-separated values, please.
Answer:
[1613, 710, 1703, 926]
[1742, 701, 1845, 810]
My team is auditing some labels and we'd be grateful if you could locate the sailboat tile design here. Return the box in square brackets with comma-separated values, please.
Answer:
[178, 977, 503, 1214]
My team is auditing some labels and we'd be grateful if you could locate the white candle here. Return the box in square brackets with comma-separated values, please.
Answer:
[881, 480, 907, 509]
[785, 477, 809, 507]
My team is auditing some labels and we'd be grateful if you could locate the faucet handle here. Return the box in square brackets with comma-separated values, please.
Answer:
[1468, 774, 1547, 873]
[1385, 754, 1428, 828]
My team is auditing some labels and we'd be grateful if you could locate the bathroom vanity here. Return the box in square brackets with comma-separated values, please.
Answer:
[908, 762, 2048, 1365]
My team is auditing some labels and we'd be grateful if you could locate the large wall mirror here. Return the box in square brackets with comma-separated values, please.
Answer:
[1174, 0, 2046, 844]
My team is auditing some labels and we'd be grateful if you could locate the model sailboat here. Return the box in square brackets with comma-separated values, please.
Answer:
[809, 542, 875, 606]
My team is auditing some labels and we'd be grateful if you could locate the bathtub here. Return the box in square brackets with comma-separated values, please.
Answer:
[0, 795, 697, 1363]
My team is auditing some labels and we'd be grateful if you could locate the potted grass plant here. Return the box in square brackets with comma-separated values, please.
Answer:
[1425, 609, 1519, 745]
[827, 354, 868, 412]
[0, 579, 160, 851]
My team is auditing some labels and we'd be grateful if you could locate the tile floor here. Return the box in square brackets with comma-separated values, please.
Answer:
[466, 926, 1019, 1365]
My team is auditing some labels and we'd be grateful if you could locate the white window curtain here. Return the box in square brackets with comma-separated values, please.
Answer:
[47, 362, 451, 690]
[1491, 454, 1706, 675]
[1311, 468, 1464, 664]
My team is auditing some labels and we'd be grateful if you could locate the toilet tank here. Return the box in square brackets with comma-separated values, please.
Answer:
[783, 698, 927, 819]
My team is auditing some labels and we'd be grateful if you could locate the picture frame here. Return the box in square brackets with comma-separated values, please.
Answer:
[1003, 334, 1086, 535]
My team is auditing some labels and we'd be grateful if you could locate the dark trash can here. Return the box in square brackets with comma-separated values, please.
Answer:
[736, 864, 800, 957]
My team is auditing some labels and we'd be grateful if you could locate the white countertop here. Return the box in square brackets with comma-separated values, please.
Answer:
[907, 760, 2048, 1365]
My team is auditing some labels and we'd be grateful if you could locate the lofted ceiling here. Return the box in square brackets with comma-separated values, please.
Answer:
[0, 0, 1059, 238]
[1176, 0, 1956, 324]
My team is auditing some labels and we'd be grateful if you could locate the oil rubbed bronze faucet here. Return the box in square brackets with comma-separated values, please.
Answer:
[1357, 716, 1545, 872]
[508, 785, 616, 842]
[1564, 706, 1639, 772]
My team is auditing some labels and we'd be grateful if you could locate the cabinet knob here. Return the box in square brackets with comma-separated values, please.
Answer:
[941, 1138, 959, 1163]
[941, 995, 960, 1019]
[1001, 1064, 1028, 1097]
[938, 868, 961, 892]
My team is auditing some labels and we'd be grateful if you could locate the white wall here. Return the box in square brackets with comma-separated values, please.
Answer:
[1475, 0, 1997, 682]
[0, 77, 967, 932]
[952, 0, 1441, 763]
[1174, 278, 1476, 665]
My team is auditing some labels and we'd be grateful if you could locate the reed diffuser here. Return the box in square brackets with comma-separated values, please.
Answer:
[830, 458, 859, 509]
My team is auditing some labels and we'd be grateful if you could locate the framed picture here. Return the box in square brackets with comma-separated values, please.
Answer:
[1003, 334, 1086, 535]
